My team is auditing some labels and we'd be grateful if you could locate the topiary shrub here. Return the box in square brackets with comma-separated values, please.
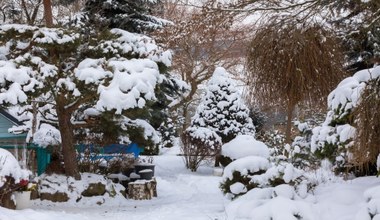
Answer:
[220, 156, 304, 199]
[220, 135, 270, 167]
[220, 156, 270, 199]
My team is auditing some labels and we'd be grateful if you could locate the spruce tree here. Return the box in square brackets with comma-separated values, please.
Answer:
[189, 67, 255, 143]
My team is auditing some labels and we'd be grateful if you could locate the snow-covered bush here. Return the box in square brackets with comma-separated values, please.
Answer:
[158, 117, 177, 148]
[257, 129, 286, 150]
[182, 67, 254, 171]
[311, 66, 380, 173]
[220, 156, 270, 199]
[277, 121, 318, 169]
[0, 148, 30, 188]
[220, 155, 304, 199]
[181, 127, 222, 172]
[220, 135, 270, 167]
[0, 148, 30, 209]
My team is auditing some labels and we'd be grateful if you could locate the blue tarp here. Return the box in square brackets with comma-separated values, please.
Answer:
[77, 143, 143, 159]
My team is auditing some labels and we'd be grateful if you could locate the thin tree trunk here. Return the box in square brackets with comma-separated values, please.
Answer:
[285, 102, 295, 144]
[57, 99, 81, 180]
[43, 0, 53, 27]
[31, 101, 37, 141]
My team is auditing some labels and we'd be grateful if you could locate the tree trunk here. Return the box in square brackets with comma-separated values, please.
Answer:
[285, 102, 295, 144]
[57, 100, 80, 180]
[43, 0, 53, 27]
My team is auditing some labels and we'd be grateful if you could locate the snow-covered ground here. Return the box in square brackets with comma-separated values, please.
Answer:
[1, 146, 380, 220]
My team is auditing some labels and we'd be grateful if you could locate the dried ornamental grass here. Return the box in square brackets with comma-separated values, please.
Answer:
[352, 78, 380, 172]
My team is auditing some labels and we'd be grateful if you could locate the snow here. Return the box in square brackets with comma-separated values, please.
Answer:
[328, 66, 380, 111]
[37, 173, 125, 204]
[0, 150, 226, 220]
[75, 58, 112, 84]
[119, 117, 161, 144]
[230, 182, 247, 194]
[221, 135, 270, 160]
[32, 123, 61, 147]
[96, 58, 160, 114]
[0, 148, 30, 187]
[1, 148, 380, 220]
[222, 156, 270, 181]
[185, 126, 222, 149]
[311, 66, 380, 155]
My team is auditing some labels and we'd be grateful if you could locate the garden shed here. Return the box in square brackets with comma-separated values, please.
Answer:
[0, 108, 50, 175]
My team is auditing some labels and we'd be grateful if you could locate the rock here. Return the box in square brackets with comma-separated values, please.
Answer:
[81, 182, 106, 197]
[40, 192, 69, 202]
[128, 178, 157, 200]
[0, 176, 16, 209]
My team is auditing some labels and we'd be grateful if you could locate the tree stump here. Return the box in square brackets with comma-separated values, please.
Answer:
[127, 178, 157, 200]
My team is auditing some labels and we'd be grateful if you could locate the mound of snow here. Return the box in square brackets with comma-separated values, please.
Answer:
[221, 135, 269, 160]
[356, 184, 380, 220]
[0, 148, 30, 187]
[223, 156, 270, 181]
[226, 186, 314, 220]
[328, 66, 380, 111]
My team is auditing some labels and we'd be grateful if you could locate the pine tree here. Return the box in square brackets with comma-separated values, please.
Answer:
[70, 0, 184, 155]
[189, 67, 255, 144]
[0, 0, 173, 177]
[83, 0, 166, 33]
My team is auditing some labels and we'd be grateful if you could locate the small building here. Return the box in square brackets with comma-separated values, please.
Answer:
[0, 108, 50, 175]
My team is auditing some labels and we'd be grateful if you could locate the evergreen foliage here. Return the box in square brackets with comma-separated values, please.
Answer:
[0, 19, 172, 177]
[189, 67, 255, 144]
[311, 66, 380, 175]
[83, 0, 166, 33]
[330, 0, 380, 72]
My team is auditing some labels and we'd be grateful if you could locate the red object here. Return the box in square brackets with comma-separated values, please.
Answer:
[19, 179, 29, 187]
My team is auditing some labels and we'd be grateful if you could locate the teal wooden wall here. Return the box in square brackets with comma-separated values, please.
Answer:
[0, 114, 26, 139]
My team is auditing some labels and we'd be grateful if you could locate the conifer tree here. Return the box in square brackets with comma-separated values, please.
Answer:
[189, 67, 255, 144]
[84, 0, 166, 33]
